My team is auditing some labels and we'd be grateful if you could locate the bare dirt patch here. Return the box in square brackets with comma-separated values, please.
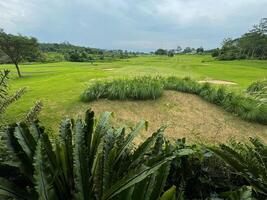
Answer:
[198, 80, 237, 85]
[102, 68, 114, 71]
[74, 91, 267, 144]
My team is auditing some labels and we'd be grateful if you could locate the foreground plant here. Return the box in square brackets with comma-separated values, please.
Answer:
[0, 109, 192, 200]
[0, 70, 26, 123]
[209, 138, 267, 198]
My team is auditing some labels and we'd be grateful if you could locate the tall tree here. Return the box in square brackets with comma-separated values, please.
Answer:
[176, 46, 182, 53]
[0, 29, 39, 77]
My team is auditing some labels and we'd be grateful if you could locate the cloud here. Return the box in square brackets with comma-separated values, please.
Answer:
[0, 0, 267, 51]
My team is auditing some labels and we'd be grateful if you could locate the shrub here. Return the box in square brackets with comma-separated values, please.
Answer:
[209, 138, 267, 198]
[247, 80, 267, 106]
[167, 139, 247, 199]
[163, 77, 201, 94]
[0, 109, 195, 200]
[247, 80, 267, 94]
[81, 76, 164, 102]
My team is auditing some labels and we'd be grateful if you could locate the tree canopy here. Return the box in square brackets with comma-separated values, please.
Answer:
[0, 29, 39, 77]
[213, 18, 267, 60]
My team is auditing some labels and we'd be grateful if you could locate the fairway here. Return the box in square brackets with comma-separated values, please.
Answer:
[2, 55, 267, 142]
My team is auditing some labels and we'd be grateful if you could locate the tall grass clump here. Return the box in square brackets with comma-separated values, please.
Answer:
[247, 79, 267, 94]
[81, 76, 164, 102]
[247, 79, 267, 106]
[163, 76, 201, 94]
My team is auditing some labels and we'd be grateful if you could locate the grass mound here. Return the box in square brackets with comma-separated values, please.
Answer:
[81, 76, 164, 101]
[81, 76, 267, 125]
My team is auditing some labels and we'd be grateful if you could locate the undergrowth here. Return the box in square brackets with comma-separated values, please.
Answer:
[81, 76, 164, 101]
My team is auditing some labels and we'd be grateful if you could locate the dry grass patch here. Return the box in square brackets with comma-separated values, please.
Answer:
[85, 91, 267, 144]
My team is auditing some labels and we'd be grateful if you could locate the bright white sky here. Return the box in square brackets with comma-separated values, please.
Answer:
[0, 0, 267, 51]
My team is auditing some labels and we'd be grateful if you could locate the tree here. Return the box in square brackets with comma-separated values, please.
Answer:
[251, 18, 267, 34]
[0, 29, 39, 77]
[155, 49, 167, 55]
[183, 47, 192, 54]
[167, 50, 175, 57]
[196, 47, 204, 54]
[176, 46, 182, 53]
[215, 18, 267, 60]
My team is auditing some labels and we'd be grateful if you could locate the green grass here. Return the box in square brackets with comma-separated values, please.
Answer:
[1, 54, 267, 130]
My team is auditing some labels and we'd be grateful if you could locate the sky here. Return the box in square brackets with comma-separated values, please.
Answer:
[0, 0, 267, 52]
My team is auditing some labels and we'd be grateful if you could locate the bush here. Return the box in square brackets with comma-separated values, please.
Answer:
[247, 79, 267, 94]
[209, 138, 267, 198]
[167, 139, 247, 199]
[81, 76, 164, 102]
[163, 77, 201, 94]
[247, 80, 267, 106]
[0, 109, 191, 200]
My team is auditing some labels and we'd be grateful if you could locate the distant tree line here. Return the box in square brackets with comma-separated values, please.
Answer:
[212, 18, 267, 60]
[0, 29, 139, 77]
[39, 43, 137, 63]
[154, 46, 204, 56]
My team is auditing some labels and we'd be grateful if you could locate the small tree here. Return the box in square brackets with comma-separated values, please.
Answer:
[183, 47, 192, 54]
[0, 29, 39, 77]
[196, 47, 204, 54]
[167, 50, 175, 57]
[155, 48, 167, 55]
[176, 46, 183, 53]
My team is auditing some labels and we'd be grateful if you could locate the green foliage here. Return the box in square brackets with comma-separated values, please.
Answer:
[155, 49, 168, 55]
[163, 76, 202, 94]
[247, 79, 267, 94]
[215, 18, 267, 60]
[0, 109, 182, 200]
[38, 43, 137, 63]
[209, 138, 267, 197]
[247, 79, 267, 105]
[221, 186, 253, 200]
[159, 186, 176, 200]
[81, 76, 164, 102]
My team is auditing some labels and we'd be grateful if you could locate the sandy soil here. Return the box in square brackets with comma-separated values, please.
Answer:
[198, 80, 237, 85]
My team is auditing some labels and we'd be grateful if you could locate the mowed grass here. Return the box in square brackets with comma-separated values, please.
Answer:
[1, 54, 267, 141]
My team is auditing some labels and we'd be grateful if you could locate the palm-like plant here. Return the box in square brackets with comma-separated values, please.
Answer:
[0, 109, 189, 200]
[0, 70, 26, 122]
[209, 138, 267, 197]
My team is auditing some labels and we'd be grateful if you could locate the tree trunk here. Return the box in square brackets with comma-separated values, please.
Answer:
[15, 63, 22, 78]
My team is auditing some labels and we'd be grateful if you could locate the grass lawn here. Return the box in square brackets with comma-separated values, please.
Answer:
[1, 54, 267, 142]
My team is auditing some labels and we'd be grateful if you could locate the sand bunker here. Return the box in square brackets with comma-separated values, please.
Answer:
[198, 80, 237, 85]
